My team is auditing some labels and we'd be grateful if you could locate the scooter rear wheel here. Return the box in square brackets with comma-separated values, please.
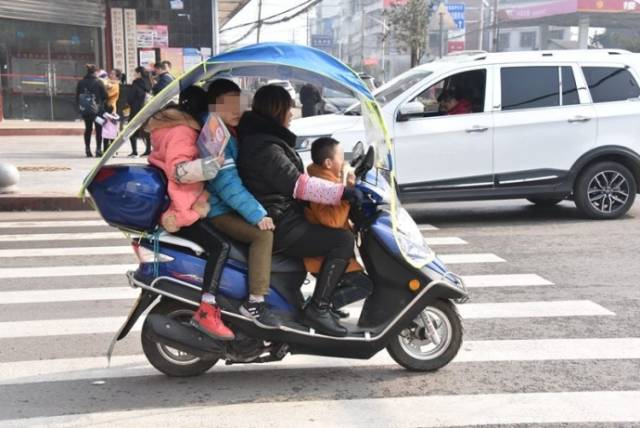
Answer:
[387, 299, 462, 372]
[141, 300, 218, 377]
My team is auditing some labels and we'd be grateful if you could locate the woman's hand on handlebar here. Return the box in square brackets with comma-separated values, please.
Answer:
[257, 216, 276, 231]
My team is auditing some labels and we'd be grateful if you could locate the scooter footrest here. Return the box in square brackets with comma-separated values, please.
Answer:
[144, 314, 226, 359]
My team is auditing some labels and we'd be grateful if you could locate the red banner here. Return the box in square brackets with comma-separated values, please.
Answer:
[578, 0, 640, 12]
[384, 0, 408, 8]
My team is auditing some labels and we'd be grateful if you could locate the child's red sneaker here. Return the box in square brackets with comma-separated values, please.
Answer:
[190, 302, 235, 341]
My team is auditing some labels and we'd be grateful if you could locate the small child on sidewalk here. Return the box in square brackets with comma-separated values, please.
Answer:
[100, 104, 120, 153]
[304, 137, 371, 316]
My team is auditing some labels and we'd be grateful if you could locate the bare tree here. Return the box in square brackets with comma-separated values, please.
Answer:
[385, 0, 437, 67]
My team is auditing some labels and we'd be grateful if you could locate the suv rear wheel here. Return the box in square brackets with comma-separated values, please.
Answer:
[574, 161, 637, 219]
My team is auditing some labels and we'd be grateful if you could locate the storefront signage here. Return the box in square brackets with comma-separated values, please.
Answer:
[578, 0, 640, 11]
[124, 8, 138, 83]
[110, 8, 126, 72]
[137, 25, 169, 48]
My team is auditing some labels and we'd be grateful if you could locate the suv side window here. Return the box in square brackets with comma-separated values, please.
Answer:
[501, 66, 560, 110]
[582, 66, 640, 103]
[501, 66, 580, 110]
[405, 69, 486, 118]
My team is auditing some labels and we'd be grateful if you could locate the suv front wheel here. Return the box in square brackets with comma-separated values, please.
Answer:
[574, 161, 637, 219]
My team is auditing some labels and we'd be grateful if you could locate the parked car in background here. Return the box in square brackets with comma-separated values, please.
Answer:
[291, 49, 640, 219]
[321, 87, 357, 114]
[267, 79, 297, 106]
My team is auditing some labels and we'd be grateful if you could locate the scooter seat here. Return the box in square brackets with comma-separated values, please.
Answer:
[224, 235, 305, 273]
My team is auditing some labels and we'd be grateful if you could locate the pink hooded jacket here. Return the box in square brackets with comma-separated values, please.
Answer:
[148, 110, 208, 230]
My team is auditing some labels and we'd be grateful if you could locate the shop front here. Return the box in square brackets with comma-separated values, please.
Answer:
[0, 1, 105, 121]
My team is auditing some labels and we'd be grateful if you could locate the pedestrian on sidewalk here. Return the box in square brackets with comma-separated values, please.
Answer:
[106, 69, 122, 112]
[127, 66, 152, 157]
[76, 64, 107, 157]
[152, 61, 175, 95]
[101, 104, 120, 152]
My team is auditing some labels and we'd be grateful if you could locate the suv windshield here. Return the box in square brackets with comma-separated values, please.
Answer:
[344, 70, 432, 115]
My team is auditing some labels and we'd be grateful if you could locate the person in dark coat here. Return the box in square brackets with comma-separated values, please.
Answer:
[236, 85, 362, 337]
[299, 83, 321, 118]
[127, 66, 153, 157]
[76, 64, 107, 157]
[152, 61, 175, 95]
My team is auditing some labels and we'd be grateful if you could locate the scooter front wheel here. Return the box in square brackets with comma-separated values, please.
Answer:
[141, 300, 218, 377]
[387, 299, 462, 372]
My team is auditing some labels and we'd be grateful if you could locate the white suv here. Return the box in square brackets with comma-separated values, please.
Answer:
[291, 49, 640, 219]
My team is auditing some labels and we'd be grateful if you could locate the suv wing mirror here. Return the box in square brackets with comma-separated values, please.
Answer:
[397, 101, 425, 122]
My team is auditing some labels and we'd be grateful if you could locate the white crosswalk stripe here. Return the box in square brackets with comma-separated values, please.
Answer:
[0, 300, 614, 339]
[0, 220, 107, 229]
[0, 212, 637, 426]
[1, 338, 639, 386]
[0, 232, 125, 242]
[2, 391, 639, 427]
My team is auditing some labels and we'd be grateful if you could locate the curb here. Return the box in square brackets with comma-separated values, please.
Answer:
[0, 129, 85, 137]
[0, 195, 94, 211]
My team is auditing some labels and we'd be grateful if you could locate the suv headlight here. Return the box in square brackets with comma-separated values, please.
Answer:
[295, 135, 330, 152]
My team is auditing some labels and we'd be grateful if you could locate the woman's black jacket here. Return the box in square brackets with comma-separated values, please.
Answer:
[127, 78, 151, 119]
[236, 111, 306, 248]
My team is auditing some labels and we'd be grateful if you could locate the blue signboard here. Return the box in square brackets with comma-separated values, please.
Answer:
[311, 34, 333, 52]
[447, 3, 465, 30]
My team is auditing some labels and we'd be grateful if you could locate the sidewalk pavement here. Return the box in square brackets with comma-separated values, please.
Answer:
[0, 134, 145, 211]
[0, 119, 86, 136]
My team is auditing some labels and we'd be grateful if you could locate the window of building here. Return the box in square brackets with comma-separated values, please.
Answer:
[498, 33, 511, 51]
[520, 31, 537, 48]
[549, 29, 565, 40]
[582, 67, 640, 103]
[501, 67, 560, 110]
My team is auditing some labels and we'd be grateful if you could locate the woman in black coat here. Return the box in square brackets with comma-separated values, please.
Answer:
[237, 85, 360, 337]
[127, 66, 152, 156]
[76, 64, 107, 157]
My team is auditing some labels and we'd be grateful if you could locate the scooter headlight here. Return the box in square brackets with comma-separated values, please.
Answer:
[395, 208, 435, 266]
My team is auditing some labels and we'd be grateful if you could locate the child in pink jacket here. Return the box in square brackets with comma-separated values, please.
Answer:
[146, 86, 233, 341]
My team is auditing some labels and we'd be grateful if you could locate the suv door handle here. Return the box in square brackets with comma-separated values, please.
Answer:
[568, 116, 592, 123]
[465, 125, 489, 133]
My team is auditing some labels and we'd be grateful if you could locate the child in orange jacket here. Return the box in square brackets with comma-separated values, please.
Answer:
[303, 137, 363, 275]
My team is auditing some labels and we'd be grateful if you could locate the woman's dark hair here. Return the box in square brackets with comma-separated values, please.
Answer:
[207, 79, 241, 104]
[134, 66, 153, 88]
[111, 69, 122, 79]
[252, 85, 292, 126]
[179, 85, 208, 119]
[85, 64, 98, 75]
[104, 104, 114, 114]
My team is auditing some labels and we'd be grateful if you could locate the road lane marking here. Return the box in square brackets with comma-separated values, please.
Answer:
[1, 338, 638, 385]
[300, 273, 554, 295]
[0, 232, 125, 242]
[424, 237, 467, 246]
[0, 237, 467, 259]
[0, 300, 613, 339]
[0, 220, 107, 229]
[0, 246, 132, 258]
[0, 287, 138, 304]
[0, 264, 138, 279]
[0, 273, 553, 304]
[459, 300, 615, 319]
[418, 224, 438, 231]
[438, 253, 505, 264]
[462, 274, 553, 288]
[2, 391, 640, 426]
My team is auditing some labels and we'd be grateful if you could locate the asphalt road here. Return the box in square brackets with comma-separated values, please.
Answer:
[0, 199, 639, 427]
